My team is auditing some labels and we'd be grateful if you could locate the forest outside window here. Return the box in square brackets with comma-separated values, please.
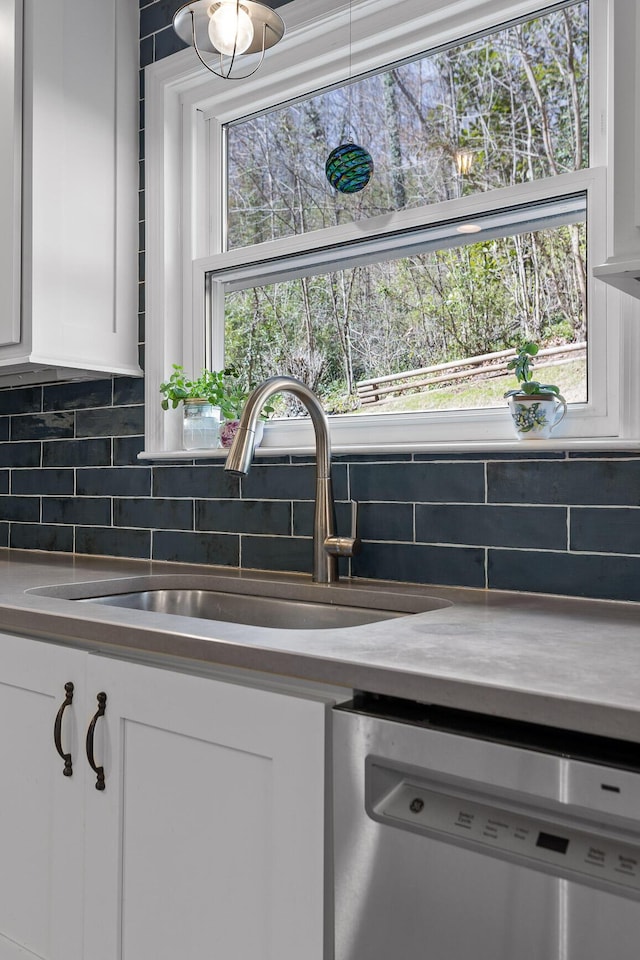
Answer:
[144, 0, 639, 455]
[208, 191, 589, 423]
[205, 0, 601, 446]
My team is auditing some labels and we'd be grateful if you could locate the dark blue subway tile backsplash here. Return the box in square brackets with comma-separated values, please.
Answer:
[75, 525, 151, 560]
[140, 34, 153, 68]
[350, 460, 485, 503]
[352, 541, 486, 589]
[152, 530, 239, 566]
[77, 466, 151, 498]
[12, 468, 74, 496]
[0, 496, 39, 522]
[0, 441, 40, 467]
[43, 438, 112, 468]
[570, 507, 640, 555]
[415, 504, 567, 551]
[12, 412, 75, 441]
[196, 498, 292, 536]
[154, 24, 187, 60]
[76, 405, 144, 439]
[114, 435, 145, 466]
[239, 463, 319, 501]
[153, 464, 239, 500]
[488, 459, 640, 506]
[241, 534, 313, 576]
[42, 497, 112, 527]
[10, 522, 73, 553]
[0, 4, 638, 606]
[43, 380, 112, 411]
[114, 496, 193, 530]
[488, 549, 640, 603]
[0, 386, 41, 416]
[114, 376, 145, 406]
[292, 500, 354, 540]
[355, 502, 414, 543]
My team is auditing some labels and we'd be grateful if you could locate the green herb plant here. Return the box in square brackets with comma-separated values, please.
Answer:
[160, 365, 274, 421]
[503, 342, 563, 399]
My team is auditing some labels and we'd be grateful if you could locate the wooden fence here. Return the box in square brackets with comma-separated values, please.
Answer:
[355, 342, 586, 404]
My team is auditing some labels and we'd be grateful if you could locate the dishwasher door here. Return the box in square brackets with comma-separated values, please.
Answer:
[333, 702, 640, 960]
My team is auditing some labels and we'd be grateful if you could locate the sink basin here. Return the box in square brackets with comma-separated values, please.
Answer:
[32, 575, 452, 630]
[76, 588, 420, 629]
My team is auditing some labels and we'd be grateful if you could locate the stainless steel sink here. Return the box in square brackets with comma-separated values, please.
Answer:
[32, 574, 452, 630]
[76, 587, 448, 630]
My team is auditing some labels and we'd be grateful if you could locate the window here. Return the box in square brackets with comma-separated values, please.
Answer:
[144, 0, 640, 456]
[225, 3, 589, 244]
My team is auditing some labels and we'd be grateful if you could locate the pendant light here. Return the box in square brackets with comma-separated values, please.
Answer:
[454, 149, 474, 177]
[324, 0, 373, 194]
[173, 0, 285, 81]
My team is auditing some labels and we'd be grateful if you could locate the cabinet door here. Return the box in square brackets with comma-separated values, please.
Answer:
[0, 0, 21, 347]
[23, 0, 139, 376]
[83, 656, 329, 960]
[0, 634, 86, 960]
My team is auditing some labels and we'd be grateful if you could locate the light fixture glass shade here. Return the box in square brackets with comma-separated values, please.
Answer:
[208, 2, 254, 56]
[173, 0, 285, 81]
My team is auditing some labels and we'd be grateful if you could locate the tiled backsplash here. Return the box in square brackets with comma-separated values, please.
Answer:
[0, 1, 638, 604]
[1, 376, 640, 601]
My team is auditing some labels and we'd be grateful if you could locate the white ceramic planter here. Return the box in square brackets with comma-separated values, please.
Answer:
[507, 393, 567, 440]
[220, 419, 264, 448]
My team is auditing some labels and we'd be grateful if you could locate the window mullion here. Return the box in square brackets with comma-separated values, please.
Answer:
[198, 169, 597, 285]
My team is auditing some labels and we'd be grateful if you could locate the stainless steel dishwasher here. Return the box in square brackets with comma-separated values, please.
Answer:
[333, 694, 640, 960]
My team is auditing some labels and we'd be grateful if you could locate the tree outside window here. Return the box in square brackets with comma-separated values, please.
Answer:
[221, 1, 589, 419]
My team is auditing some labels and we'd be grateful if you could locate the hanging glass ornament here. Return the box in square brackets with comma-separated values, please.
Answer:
[325, 142, 373, 194]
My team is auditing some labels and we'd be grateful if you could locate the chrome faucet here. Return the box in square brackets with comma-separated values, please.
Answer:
[224, 375, 360, 584]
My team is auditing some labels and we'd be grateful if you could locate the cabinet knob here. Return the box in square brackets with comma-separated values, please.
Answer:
[86, 691, 107, 791]
[53, 681, 74, 777]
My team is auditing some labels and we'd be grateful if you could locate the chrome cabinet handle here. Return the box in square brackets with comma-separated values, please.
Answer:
[53, 681, 74, 777]
[86, 692, 107, 791]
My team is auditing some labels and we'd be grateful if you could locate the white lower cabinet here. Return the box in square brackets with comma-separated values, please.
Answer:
[0, 635, 86, 960]
[0, 635, 330, 960]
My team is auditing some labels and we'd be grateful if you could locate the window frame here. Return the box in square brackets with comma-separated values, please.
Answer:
[143, 0, 640, 458]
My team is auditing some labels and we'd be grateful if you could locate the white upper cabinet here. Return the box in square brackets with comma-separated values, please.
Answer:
[0, 0, 141, 386]
[592, 0, 640, 298]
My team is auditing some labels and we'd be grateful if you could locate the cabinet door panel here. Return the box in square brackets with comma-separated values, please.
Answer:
[84, 657, 328, 960]
[121, 722, 272, 958]
[0, 635, 86, 960]
[0, 0, 21, 347]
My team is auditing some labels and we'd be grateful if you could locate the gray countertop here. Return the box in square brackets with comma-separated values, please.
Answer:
[1, 548, 639, 741]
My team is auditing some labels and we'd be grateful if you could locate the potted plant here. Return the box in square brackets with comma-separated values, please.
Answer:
[216, 373, 277, 448]
[160, 365, 272, 449]
[504, 342, 567, 439]
[159, 365, 225, 449]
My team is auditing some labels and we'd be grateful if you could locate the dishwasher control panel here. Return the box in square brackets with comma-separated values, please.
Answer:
[367, 763, 640, 899]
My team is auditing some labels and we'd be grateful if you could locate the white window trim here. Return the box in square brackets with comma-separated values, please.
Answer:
[143, 0, 640, 459]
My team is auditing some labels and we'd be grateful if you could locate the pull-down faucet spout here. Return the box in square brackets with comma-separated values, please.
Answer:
[224, 376, 360, 584]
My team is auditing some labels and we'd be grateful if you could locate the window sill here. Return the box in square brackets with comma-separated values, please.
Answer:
[138, 437, 640, 461]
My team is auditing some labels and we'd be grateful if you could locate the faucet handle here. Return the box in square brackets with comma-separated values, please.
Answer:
[349, 499, 360, 544]
[324, 500, 362, 558]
